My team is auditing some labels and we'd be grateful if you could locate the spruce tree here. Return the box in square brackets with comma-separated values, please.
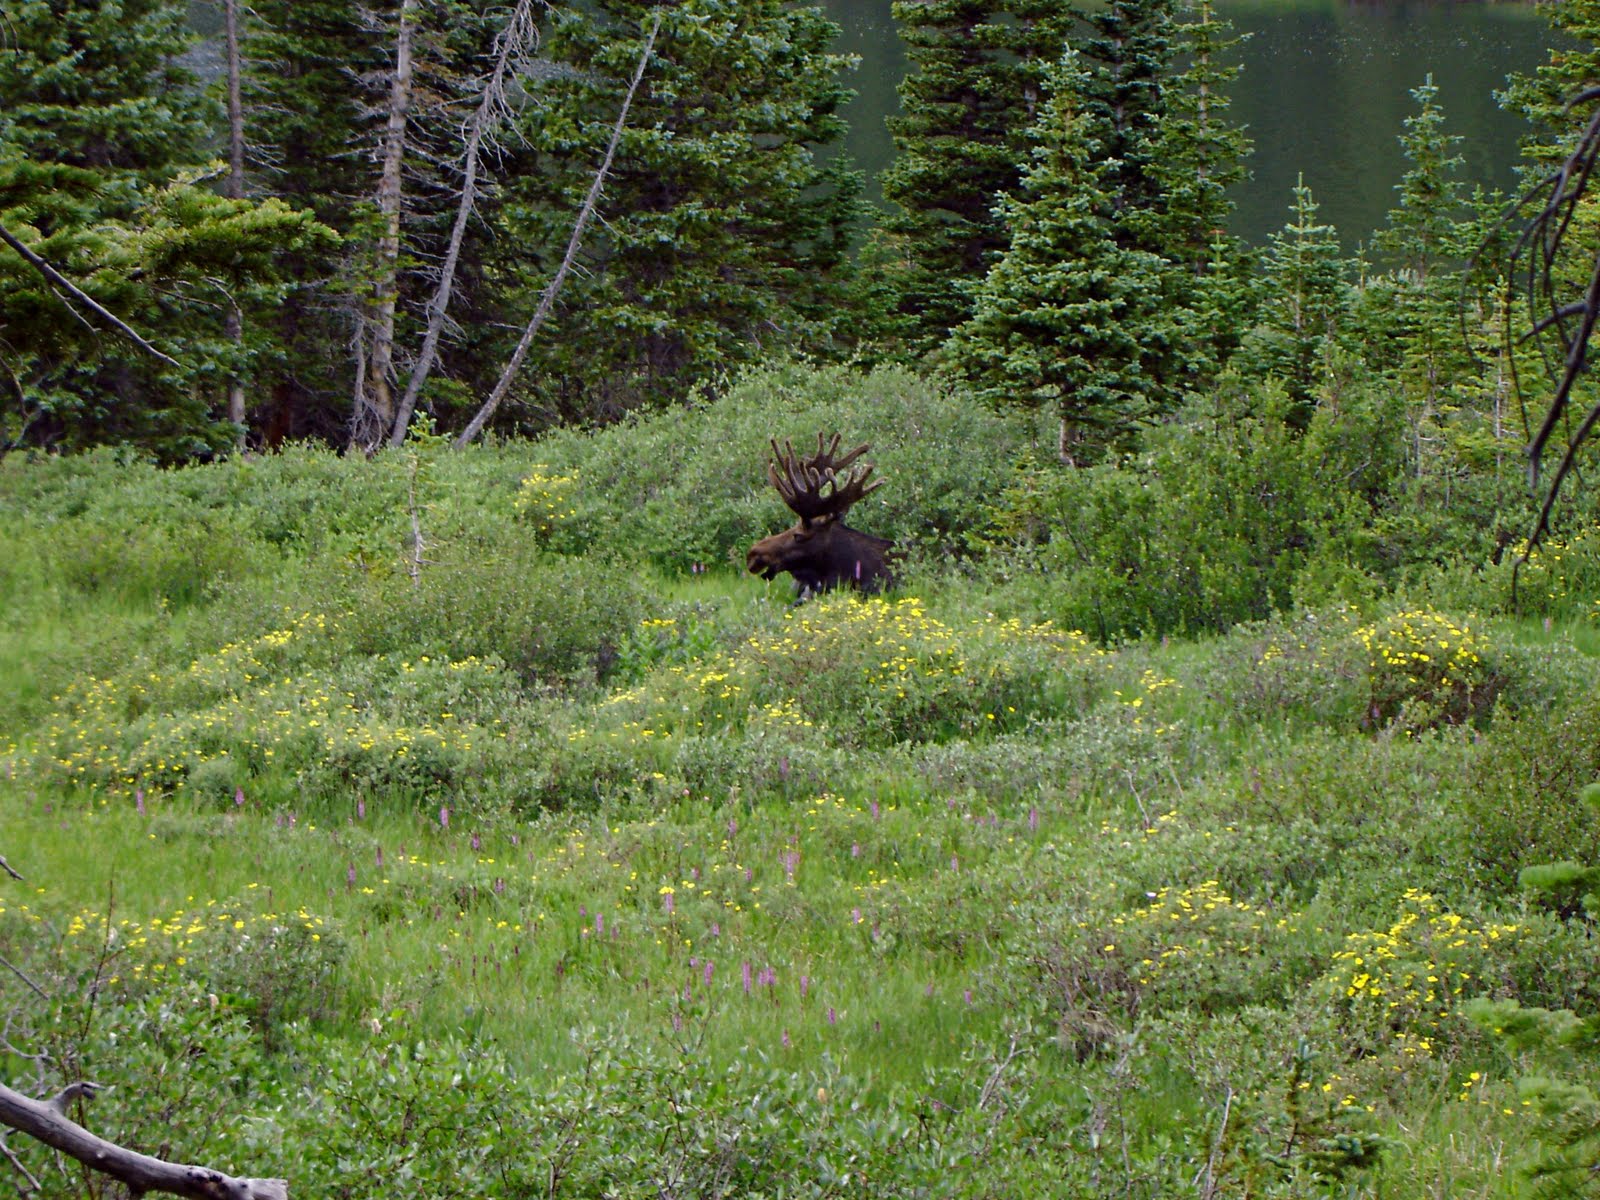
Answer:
[0, 0, 327, 457]
[877, 1, 1043, 354]
[498, 0, 862, 425]
[1500, 0, 1600, 166]
[1237, 180, 1351, 425]
[948, 53, 1175, 461]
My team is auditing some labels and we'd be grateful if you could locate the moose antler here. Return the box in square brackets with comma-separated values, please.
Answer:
[767, 432, 883, 523]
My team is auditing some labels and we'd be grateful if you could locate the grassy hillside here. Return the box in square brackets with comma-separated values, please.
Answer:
[4, 363, 1600, 1197]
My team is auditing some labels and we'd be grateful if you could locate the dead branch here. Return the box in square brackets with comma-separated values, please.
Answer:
[386, 0, 549, 448]
[0, 222, 181, 369]
[0, 953, 47, 1000]
[0, 1081, 286, 1199]
[454, 8, 663, 448]
[1502, 86, 1600, 555]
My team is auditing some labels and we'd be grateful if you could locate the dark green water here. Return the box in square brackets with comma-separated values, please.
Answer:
[818, 0, 1560, 247]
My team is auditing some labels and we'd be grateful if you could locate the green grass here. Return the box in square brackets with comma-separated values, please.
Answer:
[6, 377, 1600, 1195]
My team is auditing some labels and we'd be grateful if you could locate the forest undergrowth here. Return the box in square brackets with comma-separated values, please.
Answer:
[4, 365, 1600, 1198]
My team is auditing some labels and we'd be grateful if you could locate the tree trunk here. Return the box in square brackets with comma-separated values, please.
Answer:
[223, 0, 248, 441]
[453, 9, 663, 448]
[355, 0, 417, 452]
[386, 0, 545, 448]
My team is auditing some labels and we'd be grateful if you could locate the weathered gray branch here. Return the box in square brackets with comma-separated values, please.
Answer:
[222, 0, 249, 439]
[0, 223, 180, 369]
[387, 0, 548, 448]
[454, 8, 663, 448]
[354, 0, 418, 453]
[0, 1081, 286, 1199]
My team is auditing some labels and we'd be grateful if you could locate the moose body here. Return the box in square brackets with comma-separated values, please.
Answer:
[747, 433, 895, 597]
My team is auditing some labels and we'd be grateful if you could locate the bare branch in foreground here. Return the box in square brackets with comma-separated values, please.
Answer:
[0, 222, 181, 369]
[0, 1081, 286, 1200]
[453, 7, 664, 448]
[1502, 86, 1600, 554]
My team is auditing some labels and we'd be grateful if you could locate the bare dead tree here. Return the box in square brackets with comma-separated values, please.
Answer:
[352, 0, 419, 453]
[0, 222, 180, 369]
[386, 0, 549, 448]
[453, 7, 663, 449]
[1504, 85, 1600, 554]
[222, 0, 249, 441]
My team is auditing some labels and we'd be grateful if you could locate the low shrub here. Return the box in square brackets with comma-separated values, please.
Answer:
[521, 360, 1038, 573]
[1458, 689, 1600, 896]
[1354, 608, 1499, 730]
[1317, 888, 1522, 1060]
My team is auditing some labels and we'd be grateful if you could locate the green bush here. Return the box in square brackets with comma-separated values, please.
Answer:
[338, 544, 646, 688]
[1458, 690, 1600, 896]
[1353, 608, 1499, 730]
[985, 383, 1360, 641]
[522, 360, 1039, 573]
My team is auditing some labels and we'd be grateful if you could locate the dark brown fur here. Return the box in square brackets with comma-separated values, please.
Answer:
[747, 519, 894, 596]
[747, 432, 895, 597]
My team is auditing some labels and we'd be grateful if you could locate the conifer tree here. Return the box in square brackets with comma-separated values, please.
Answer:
[238, 0, 521, 444]
[1500, 0, 1600, 166]
[1237, 180, 1351, 425]
[498, 0, 862, 426]
[0, 0, 327, 456]
[948, 53, 1175, 461]
[1363, 82, 1511, 488]
[876, 1, 1047, 354]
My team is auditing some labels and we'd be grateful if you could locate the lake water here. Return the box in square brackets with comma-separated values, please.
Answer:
[817, 0, 1561, 247]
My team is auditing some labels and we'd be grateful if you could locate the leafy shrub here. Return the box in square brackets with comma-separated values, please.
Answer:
[522, 360, 1038, 573]
[590, 594, 1109, 751]
[28, 607, 546, 813]
[337, 544, 645, 687]
[1354, 608, 1498, 730]
[1458, 689, 1600, 895]
[17, 982, 285, 1197]
[513, 464, 580, 541]
[613, 605, 726, 683]
[1318, 888, 1522, 1059]
[983, 383, 1375, 641]
[1198, 606, 1368, 733]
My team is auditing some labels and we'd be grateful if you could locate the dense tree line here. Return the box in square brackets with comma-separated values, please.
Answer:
[0, 0, 1594, 467]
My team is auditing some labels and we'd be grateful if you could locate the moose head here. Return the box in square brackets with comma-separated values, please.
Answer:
[747, 432, 895, 597]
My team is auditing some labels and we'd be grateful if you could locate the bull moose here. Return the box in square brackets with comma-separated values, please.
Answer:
[746, 432, 895, 596]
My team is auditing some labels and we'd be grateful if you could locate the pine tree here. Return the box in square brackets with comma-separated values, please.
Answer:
[1237, 180, 1351, 425]
[0, 0, 328, 457]
[497, 0, 863, 426]
[1500, 0, 1600, 167]
[948, 53, 1175, 461]
[1158, 0, 1249, 270]
[876, 1, 1047, 354]
[1363, 82, 1513, 493]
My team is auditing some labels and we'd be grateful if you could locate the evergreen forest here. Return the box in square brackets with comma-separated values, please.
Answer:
[8, 0, 1600, 1196]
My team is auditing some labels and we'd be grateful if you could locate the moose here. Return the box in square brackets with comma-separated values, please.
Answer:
[747, 432, 895, 596]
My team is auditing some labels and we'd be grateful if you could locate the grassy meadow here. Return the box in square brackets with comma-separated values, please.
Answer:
[5, 363, 1600, 1197]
